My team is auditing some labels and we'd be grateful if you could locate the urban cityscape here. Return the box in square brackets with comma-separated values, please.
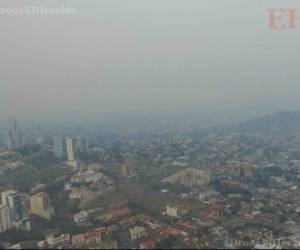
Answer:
[1, 0, 300, 249]
[1, 113, 300, 249]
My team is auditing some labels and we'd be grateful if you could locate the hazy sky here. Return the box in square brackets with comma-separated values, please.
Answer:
[1, 0, 300, 124]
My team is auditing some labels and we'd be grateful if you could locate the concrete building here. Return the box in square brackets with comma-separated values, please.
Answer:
[1, 190, 26, 223]
[65, 138, 77, 161]
[162, 168, 210, 188]
[74, 211, 89, 224]
[53, 137, 82, 162]
[0, 204, 12, 233]
[198, 190, 219, 201]
[72, 228, 105, 248]
[129, 226, 146, 241]
[179, 168, 210, 189]
[71, 170, 103, 184]
[69, 186, 88, 199]
[30, 192, 54, 220]
[77, 136, 88, 152]
[45, 233, 70, 248]
[7, 120, 23, 151]
[166, 205, 184, 218]
[53, 137, 65, 158]
[121, 161, 135, 177]
[1, 190, 31, 231]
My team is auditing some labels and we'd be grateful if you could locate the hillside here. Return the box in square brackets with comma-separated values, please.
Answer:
[238, 111, 300, 131]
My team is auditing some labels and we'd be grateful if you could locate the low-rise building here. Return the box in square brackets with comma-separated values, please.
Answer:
[71, 170, 103, 184]
[72, 227, 105, 248]
[162, 168, 210, 189]
[179, 169, 210, 189]
[74, 211, 89, 224]
[166, 205, 187, 218]
[46, 233, 70, 248]
[198, 190, 219, 201]
[69, 186, 88, 199]
[129, 226, 146, 241]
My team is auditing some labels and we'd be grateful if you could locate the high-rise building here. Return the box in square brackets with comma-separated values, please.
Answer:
[53, 137, 65, 158]
[1, 190, 25, 222]
[53, 137, 83, 165]
[1, 190, 31, 231]
[0, 204, 12, 233]
[7, 120, 23, 151]
[77, 136, 88, 153]
[30, 192, 54, 220]
[121, 161, 136, 177]
[65, 138, 77, 161]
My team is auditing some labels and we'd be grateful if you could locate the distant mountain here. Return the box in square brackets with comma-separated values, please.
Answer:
[238, 111, 300, 131]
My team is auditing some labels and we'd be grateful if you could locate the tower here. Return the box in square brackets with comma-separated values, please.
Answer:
[53, 137, 65, 158]
[65, 138, 77, 161]
[7, 120, 23, 150]
[0, 204, 12, 233]
[77, 136, 88, 153]
[1, 190, 31, 231]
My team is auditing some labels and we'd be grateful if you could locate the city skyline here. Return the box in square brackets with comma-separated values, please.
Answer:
[1, 1, 300, 249]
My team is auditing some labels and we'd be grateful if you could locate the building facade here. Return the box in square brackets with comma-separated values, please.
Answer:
[1, 190, 31, 231]
[30, 192, 54, 220]
[65, 138, 77, 161]
[129, 226, 146, 241]
[74, 211, 89, 224]
[7, 120, 23, 151]
[121, 161, 135, 177]
[77, 136, 88, 152]
[166, 205, 182, 218]
[53, 137, 65, 158]
[0, 204, 12, 233]
[53, 136, 88, 162]
[179, 169, 210, 189]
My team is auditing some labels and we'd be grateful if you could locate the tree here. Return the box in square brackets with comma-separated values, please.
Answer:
[157, 236, 177, 249]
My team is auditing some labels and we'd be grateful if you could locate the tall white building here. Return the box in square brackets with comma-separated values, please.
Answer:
[65, 138, 77, 161]
[0, 204, 12, 233]
[53, 137, 82, 168]
[1, 190, 31, 231]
